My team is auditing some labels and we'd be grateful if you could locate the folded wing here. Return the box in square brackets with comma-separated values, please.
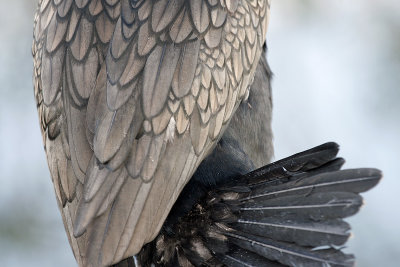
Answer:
[33, 0, 270, 266]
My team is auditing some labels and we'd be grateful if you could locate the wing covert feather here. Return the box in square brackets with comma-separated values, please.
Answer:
[33, 0, 270, 266]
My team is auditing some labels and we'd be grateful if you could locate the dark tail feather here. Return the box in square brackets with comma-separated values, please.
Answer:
[219, 246, 284, 267]
[224, 231, 354, 267]
[243, 142, 341, 187]
[139, 143, 381, 267]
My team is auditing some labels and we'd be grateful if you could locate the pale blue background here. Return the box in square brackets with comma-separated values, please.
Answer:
[1, 1, 399, 266]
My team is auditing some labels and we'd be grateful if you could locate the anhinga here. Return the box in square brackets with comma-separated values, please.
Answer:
[32, 0, 381, 266]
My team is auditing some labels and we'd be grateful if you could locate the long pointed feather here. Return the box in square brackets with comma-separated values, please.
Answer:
[241, 168, 381, 202]
[233, 218, 351, 247]
[239, 192, 363, 220]
[243, 142, 340, 187]
[225, 231, 354, 267]
[245, 155, 345, 190]
[220, 246, 284, 267]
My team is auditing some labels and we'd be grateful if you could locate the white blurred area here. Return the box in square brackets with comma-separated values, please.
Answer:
[269, 1, 400, 266]
[0, 0, 399, 266]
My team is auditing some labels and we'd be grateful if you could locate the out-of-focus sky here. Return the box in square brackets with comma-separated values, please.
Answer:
[269, 1, 400, 266]
[0, 1, 399, 266]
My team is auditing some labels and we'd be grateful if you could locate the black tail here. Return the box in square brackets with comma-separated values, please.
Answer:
[138, 143, 381, 267]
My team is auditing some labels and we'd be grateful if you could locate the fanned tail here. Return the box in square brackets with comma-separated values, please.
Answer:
[139, 143, 381, 267]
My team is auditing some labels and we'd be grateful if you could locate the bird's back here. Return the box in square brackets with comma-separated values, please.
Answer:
[33, 0, 271, 266]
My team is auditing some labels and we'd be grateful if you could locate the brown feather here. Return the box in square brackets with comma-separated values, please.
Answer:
[172, 40, 201, 98]
[88, 0, 103, 16]
[75, 0, 89, 9]
[65, 6, 81, 42]
[118, 42, 145, 87]
[211, 7, 227, 28]
[204, 26, 223, 49]
[95, 12, 115, 44]
[57, 0, 73, 18]
[152, 0, 185, 33]
[93, 95, 138, 163]
[41, 48, 64, 106]
[71, 47, 99, 100]
[70, 16, 94, 61]
[142, 43, 180, 118]
[169, 8, 193, 43]
[137, 21, 156, 56]
[65, 98, 91, 183]
[46, 11, 68, 53]
[190, 0, 210, 33]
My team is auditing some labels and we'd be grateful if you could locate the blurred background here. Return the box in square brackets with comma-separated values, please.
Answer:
[0, 0, 399, 266]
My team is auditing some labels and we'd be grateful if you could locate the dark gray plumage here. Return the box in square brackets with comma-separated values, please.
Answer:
[137, 142, 381, 267]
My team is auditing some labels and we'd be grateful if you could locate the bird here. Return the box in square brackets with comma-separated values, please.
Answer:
[32, 1, 381, 266]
